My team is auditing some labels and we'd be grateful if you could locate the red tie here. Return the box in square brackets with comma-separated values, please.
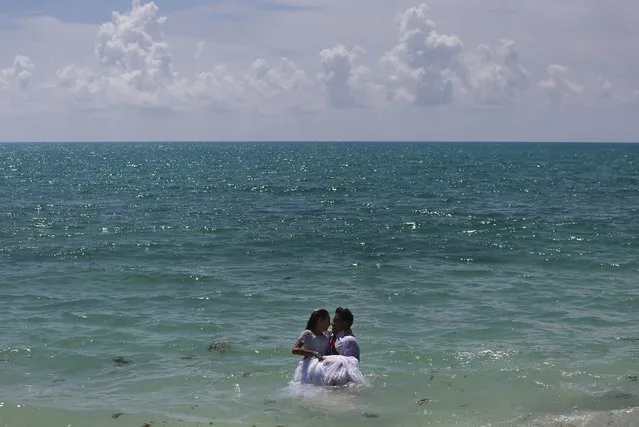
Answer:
[330, 335, 337, 355]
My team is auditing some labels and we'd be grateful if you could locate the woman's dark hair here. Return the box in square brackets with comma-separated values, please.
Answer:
[306, 308, 330, 331]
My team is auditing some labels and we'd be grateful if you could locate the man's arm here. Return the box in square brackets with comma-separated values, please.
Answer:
[336, 336, 360, 360]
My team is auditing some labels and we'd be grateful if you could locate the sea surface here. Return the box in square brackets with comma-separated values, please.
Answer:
[1, 142, 638, 427]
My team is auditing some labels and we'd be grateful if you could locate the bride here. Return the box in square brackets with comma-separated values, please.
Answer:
[291, 308, 366, 387]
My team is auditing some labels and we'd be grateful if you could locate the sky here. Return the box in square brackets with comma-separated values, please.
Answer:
[0, 0, 638, 142]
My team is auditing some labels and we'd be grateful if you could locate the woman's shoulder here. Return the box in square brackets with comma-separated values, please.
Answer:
[297, 329, 314, 340]
[298, 329, 329, 339]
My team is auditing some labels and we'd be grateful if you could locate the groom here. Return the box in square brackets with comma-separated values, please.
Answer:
[329, 307, 360, 361]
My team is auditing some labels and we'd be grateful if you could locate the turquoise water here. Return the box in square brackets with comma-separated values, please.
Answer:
[1, 142, 638, 427]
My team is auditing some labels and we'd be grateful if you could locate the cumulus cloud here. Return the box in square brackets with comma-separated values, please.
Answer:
[318, 44, 378, 108]
[583, 77, 626, 107]
[378, 6, 532, 107]
[95, 1, 174, 88]
[52, 0, 319, 113]
[185, 64, 245, 110]
[0, 55, 35, 92]
[380, 4, 463, 106]
[56, 65, 101, 100]
[536, 67, 626, 107]
[54, 0, 187, 109]
[462, 39, 531, 104]
[152, 56, 317, 113]
[537, 64, 583, 104]
[12, 0, 631, 127]
[319, 45, 357, 108]
[244, 57, 316, 112]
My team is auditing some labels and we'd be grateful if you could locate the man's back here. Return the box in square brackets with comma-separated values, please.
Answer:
[335, 331, 360, 361]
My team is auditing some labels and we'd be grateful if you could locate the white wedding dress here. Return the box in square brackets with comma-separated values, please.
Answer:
[292, 354, 366, 387]
[291, 331, 366, 387]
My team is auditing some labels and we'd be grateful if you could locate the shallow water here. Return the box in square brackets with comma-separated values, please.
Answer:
[1, 142, 638, 426]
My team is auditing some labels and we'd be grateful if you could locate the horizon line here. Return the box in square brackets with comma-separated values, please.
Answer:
[1, 140, 639, 144]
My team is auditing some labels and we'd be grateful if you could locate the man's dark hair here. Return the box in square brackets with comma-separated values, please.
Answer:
[335, 306, 354, 327]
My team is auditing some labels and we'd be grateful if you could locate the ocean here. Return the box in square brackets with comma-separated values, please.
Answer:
[0, 142, 637, 427]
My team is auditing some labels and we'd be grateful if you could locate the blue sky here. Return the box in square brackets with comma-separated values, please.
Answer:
[0, 0, 311, 23]
[0, 0, 637, 141]
[1, 0, 213, 21]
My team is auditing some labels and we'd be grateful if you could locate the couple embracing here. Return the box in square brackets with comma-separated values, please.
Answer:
[291, 307, 366, 387]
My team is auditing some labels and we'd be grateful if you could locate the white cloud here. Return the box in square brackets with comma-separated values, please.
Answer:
[380, 4, 463, 106]
[53, 0, 187, 109]
[184, 56, 319, 113]
[243, 57, 317, 112]
[318, 45, 357, 108]
[318, 45, 381, 108]
[537, 68, 626, 108]
[1, 0, 638, 141]
[20, 0, 637, 114]
[1, 55, 34, 92]
[462, 39, 531, 105]
[581, 76, 622, 107]
[379, 5, 532, 107]
[0, 55, 36, 115]
[50, 0, 319, 113]
[538, 64, 584, 105]
[95, 1, 173, 86]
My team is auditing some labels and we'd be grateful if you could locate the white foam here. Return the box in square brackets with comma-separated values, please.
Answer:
[521, 407, 639, 427]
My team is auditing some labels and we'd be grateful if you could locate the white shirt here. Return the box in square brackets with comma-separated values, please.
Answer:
[297, 329, 329, 355]
[335, 331, 360, 361]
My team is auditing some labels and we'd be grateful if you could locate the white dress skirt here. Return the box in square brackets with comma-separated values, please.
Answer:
[292, 354, 366, 387]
